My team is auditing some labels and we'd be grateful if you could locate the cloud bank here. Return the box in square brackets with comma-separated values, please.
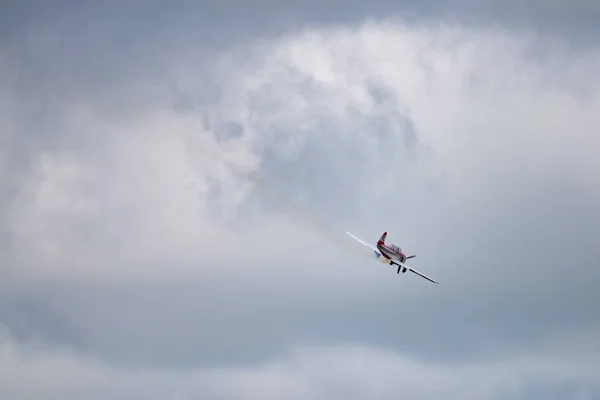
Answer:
[2, 13, 599, 400]
[2, 328, 598, 400]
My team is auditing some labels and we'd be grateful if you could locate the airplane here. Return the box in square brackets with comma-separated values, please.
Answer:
[345, 231, 438, 284]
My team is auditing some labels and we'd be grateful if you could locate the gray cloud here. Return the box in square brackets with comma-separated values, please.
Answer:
[2, 0, 599, 55]
[1, 3, 600, 399]
[1, 329, 598, 400]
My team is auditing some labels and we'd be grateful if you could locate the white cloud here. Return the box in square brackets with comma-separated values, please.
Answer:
[9, 19, 597, 284]
[4, 16, 599, 289]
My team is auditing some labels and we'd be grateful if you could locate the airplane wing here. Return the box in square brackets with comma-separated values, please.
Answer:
[345, 231, 438, 284]
[406, 265, 438, 284]
[345, 231, 391, 263]
[345, 231, 379, 253]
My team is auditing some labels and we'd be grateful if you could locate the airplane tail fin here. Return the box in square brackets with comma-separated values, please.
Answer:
[378, 231, 387, 245]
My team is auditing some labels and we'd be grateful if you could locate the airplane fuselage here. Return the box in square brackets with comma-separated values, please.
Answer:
[377, 243, 407, 263]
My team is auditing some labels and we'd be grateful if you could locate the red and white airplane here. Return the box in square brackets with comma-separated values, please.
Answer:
[345, 231, 438, 284]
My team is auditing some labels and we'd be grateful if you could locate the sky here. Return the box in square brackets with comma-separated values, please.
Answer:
[1, 1, 600, 399]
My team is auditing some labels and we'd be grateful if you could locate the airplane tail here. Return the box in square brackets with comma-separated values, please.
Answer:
[377, 231, 387, 245]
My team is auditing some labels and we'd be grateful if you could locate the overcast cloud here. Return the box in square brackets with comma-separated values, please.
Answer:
[2, 1, 600, 399]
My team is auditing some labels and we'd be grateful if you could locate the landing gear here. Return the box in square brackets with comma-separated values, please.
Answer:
[394, 263, 407, 274]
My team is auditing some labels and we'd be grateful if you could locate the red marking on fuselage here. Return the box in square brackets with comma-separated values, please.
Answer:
[377, 243, 407, 263]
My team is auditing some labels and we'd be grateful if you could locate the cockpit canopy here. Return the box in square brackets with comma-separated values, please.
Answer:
[391, 244, 401, 254]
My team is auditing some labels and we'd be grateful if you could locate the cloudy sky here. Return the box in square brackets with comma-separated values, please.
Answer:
[2, 1, 600, 399]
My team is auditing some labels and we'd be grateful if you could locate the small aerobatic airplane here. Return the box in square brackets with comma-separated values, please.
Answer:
[345, 231, 438, 284]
